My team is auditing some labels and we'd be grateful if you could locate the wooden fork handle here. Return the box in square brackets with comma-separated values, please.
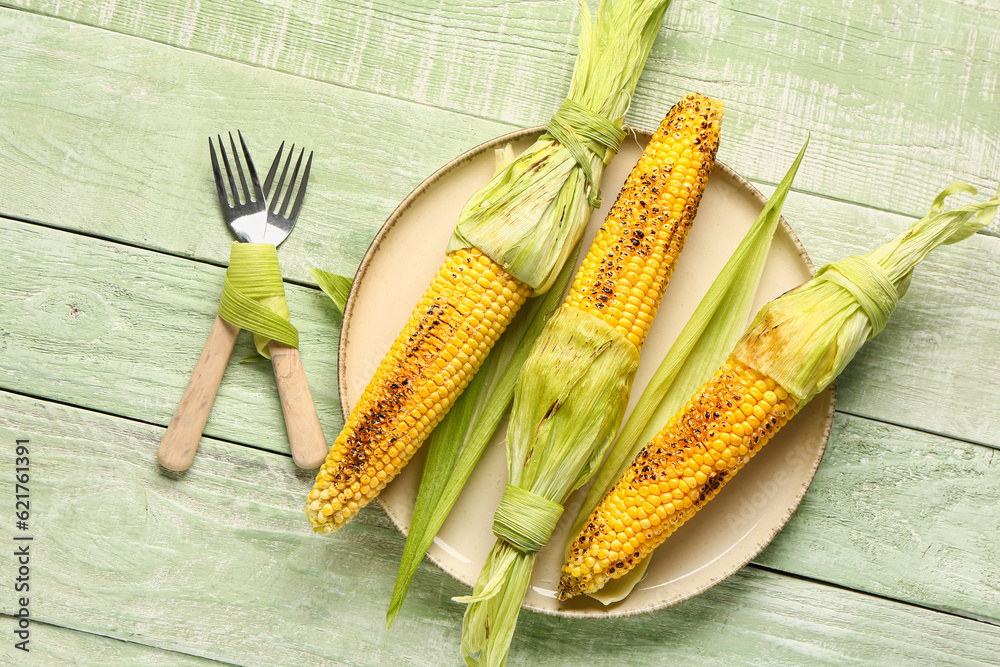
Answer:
[269, 340, 328, 469]
[158, 315, 240, 471]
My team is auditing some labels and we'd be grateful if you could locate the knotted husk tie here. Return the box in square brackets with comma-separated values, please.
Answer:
[813, 254, 898, 339]
[492, 484, 564, 553]
[542, 98, 627, 207]
[217, 242, 298, 358]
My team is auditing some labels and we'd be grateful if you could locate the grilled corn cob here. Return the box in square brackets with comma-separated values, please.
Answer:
[559, 181, 1000, 600]
[459, 93, 724, 665]
[306, 248, 531, 532]
[559, 356, 796, 598]
[563, 93, 721, 349]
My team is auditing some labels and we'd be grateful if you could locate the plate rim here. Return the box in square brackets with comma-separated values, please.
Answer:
[337, 125, 837, 618]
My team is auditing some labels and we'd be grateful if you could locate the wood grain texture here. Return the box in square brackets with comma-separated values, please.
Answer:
[3, 0, 998, 232]
[2, 214, 998, 454]
[0, 618, 227, 666]
[759, 412, 1000, 624]
[2, 391, 1000, 665]
[1, 1, 999, 661]
[159, 315, 240, 472]
[0, 5, 996, 296]
[0, 7, 512, 284]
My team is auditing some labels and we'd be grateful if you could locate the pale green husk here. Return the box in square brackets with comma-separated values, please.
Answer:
[505, 308, 639, 496]
[735, 181, 1000, 405]
[458, 308, 639, 666]
[218, 242, 297, 358]
[569, 139, 809, 603]
[308, 268, 352, 315]
[448, 0, 674, 294]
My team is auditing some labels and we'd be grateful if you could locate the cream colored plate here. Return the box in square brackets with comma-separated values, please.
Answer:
[339, 127, 836, 618]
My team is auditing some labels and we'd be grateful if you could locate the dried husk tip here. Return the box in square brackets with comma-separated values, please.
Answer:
[734, 181, 1000, 405]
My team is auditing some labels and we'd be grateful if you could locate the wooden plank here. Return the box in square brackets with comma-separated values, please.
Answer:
[2, 391, 999, 665]
[4, 0, 998, 232]
[0, 618, 226, 665]
[3, 214, 998, 452]
[0, 217, 344, 457]
[1, 5, 997, 287]
[0, 7, 514, 284]
[758, 412, 1000, 624]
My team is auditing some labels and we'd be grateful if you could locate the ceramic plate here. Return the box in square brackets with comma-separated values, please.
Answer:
[338, 127, 836, 618]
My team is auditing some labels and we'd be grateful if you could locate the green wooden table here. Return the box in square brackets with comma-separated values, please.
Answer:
[1, 1, 998, 664]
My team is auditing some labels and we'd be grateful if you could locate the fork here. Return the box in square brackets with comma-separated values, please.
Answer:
[257, 143, 328, 470]
[157, 133, 326, 471]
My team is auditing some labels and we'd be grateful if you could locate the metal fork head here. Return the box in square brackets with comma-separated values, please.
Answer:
[261, 142, 313, 247]
[209, 131, 267, 243]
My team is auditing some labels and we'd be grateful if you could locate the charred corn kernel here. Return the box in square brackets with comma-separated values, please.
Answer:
[563, 93, 724, 350]
[306, 248, 531, 532]
[558, 356, 799, 599]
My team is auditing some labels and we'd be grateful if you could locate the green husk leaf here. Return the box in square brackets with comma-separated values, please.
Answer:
[504, 309, 640, 496]
[568, 140, 810, 597]
[309, 268, 353, 315]
[218, 242, 298, 357]
[735, 181, 1000, 405]
[448, 0, 674, 294]
[458, 308, 640, 666]
[457, 543, 532, 667]
[384, 244, 580, 629]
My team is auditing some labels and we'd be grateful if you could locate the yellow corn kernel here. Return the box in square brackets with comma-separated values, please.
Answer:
[305, 247, 531, 533]
[558, 356, 799, 600]
[563, 93, 724, 351]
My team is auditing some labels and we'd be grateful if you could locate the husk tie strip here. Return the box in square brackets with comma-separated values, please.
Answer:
[218, 242, 298, 357]
[542, 99, 626, 208]
[812, 254, 898, 339]
[492, 484, 564, 553]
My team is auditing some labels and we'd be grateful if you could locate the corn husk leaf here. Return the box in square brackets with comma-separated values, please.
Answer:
[309, 268, 353, 316]
[448, 0, 674, 293]
[735, 181, 1000, 405]
[570, 139, 809, 602]
[458, 307, 640, 666]
[506, 309, 640, 496]
[384, 244, 579, 629]
[218, 243, 298, 358]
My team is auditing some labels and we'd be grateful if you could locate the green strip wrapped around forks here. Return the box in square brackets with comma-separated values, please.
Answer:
[157, 132, 327, 472]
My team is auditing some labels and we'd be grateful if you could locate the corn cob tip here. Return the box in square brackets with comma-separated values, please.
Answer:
[563, 92, 724, 351]
[305, 248, 531, 533]
[558, 357, 797, 600]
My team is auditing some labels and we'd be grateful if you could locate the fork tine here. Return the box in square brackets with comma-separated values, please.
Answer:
[237, 130, 265, 203]
[228, 132, 252, 205]
[270, 144, 294, 215]
[287, 150, 313, 224]
[208, 137, 232, 210]
[278, 148, 305, 218]
[217, 134, 241, 205]
[263, 141, 284, 198]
